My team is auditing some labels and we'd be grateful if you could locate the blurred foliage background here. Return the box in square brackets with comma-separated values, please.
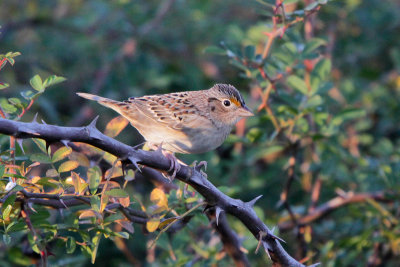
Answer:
[1, 0, 400, 266]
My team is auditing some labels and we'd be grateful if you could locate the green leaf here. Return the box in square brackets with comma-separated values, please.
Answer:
[105, 188, 129, 198]
[0, 83, 9, 90]
[0, 98, 17, 114]
[52, 146, 72, 163]
[30, 153, 52, 164]
[43, 75, 66, 88]
[305, 95, 323, 109]
[20, 90, 35, 100]
[30, 75, 44, 91]
[203, 46, 226, 55]
[2, 204, 12, 220]
[2, 194, 16, 213]
[3, 234, 11, 245]
[32, 138, 48, 154]
[287, 75, 309, 95]
[66, 236, 76, 254]
[91, 196, 101, 212]
[113, 231, 129, 239]
[8, 98, 24, 109]
[88, 166, 101, 194]
[91, 232, 102, 264]
[303, 38, 326, 55]
[0, 164, 5, 177]
[244, 45, 255, 60]
[313, 58, 331, 80]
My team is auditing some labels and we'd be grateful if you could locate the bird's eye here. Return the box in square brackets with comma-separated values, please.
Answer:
[223, 100, 231, 107]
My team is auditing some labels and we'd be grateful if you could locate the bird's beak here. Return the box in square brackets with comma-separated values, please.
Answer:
[238, 104, 254, 117]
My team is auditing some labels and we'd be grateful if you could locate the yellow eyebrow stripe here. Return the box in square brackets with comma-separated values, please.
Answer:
[230, 97, 241, 107]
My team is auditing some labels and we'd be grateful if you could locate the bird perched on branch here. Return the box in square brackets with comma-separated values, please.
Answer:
[77, 84, 253, 178]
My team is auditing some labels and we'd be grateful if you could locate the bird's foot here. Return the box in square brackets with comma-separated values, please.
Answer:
[192, 160, 208, 178]
[153, 143, 181, 181]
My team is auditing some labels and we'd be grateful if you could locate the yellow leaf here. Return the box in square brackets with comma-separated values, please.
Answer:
[46, 169, 58, 177]
[118, 196, 130, 207]
[150, 188, 168, 210]
[58, 160, 79, 173]
[146, 219, 160, 232]
[158, 217, 178, 230]
[104, 116, 129, 137]
[52, 146, 72, 162]
[79, 210, 98, 219]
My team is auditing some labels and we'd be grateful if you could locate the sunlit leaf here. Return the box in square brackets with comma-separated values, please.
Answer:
[30, 75, 44, 91]
[52, 146, 72, 162]
[104, 116, 129, 137]
[159, 217, 178, 230]
[0, 83, 9, 90]
[32, 138, 48, 154]
[150, 188, 168, 211]
[43, 75, 66, 88]
[105, 188, 129, 198]
[58, 160, 79, 173]
[146, 219, 160, 232]
[45, 168, 59, 177]
[79, 210, 98, 219]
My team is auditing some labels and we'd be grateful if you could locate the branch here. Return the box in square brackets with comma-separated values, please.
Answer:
[0, 117, 305, 266]
[278, 191, 393, 232]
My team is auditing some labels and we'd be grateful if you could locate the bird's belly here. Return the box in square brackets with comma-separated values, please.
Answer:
[139, 126, 230, 154]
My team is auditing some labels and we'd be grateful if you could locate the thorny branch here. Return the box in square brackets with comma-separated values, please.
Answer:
[0, 117, 306, 266]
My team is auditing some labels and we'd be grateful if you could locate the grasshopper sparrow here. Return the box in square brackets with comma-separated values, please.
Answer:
[77, 84, 253, 177]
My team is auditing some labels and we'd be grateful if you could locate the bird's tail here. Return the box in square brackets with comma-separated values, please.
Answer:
[77, 92, 126, 115]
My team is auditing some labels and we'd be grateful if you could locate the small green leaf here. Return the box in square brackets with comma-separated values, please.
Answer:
[43, 75, 66, 88]
[66, 237, 76, 254]
[113, 231, 129, 239]
[2, 204, 12, 220]
[88, 166, 101, 194]
[3, 234, 11, 245]
[105, 188, 129, 198]
[244, 45, 255, 60]
[303, 38, 326, 55]
[0, 83, 9, 90]
[30, 153, 52, 163]
[203, 46, 226, 55]
[287, 75, 309, 95]
[30, 75, 44, 91]
[32, 138, 48, 154]
[91, 232, 102, 264]
[0, 164, 5, 177]
[20, 90, 37, 100]
[2, 194, 16, 212]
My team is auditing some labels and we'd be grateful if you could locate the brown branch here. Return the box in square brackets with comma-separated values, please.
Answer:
[278, 191, 393, 232]
[0, 117, 306, 266]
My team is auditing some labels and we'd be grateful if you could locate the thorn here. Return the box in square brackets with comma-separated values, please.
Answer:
[16, 139, 25, 154]
[31, 113, 39, 123]
[60, 140, 70, 148]
[262, 241, 272, 260]
[59, 199, 68, 209]
[255, 231, 267, 254]
[128, 156, 142, 173]
[268, 230, 286, 243]
[215, 206, 223, 226]
[88, 115, 99, 129]
[308, 263, 321, 267]
[27, 202, 38, 213]
[247, 195, 263, 207]
[41, 119, 47, 125]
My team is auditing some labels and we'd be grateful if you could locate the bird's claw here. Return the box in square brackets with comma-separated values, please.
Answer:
[192, 160, 208, 178]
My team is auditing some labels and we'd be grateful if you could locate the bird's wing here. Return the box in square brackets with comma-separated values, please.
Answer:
[128, 92, 205, 130]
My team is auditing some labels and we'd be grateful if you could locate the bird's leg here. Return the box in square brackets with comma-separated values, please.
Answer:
[152, 142, 182, 181]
